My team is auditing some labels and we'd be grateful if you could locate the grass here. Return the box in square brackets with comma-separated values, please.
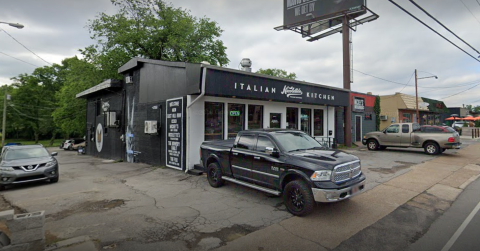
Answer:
[3, 138, 65, 147]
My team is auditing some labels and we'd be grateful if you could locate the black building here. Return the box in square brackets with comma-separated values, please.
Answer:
[76, 58, 352, 171]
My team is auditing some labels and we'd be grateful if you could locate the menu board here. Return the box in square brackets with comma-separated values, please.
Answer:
[166, 98, 183, 170]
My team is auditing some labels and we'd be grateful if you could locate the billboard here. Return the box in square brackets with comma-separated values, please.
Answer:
[284, 0, 366, 27]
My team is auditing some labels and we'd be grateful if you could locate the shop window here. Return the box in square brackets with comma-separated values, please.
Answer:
[248, 105, 263, 129]
[428, 114, 434, 125]
[228, 103, 245, 139]
[270, 113, 281, 128]
[286, 107, 298, 129]
[205, 102, 224, 141]
[403, 113, 411, 123]
[314, 109, 324, 136]
[255, 136, 275, 153]
[301, 108, 311, 135]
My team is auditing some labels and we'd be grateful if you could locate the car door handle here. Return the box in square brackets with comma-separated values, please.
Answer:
[232, 153, 238, 156]
[254, 156, 261, 160]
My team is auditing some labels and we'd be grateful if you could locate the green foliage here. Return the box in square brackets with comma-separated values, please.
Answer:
[52, 57, 104, 138]
[256, 68, 297, 80]
[81, 0, 229, 78]
[374, 96, 381, 131]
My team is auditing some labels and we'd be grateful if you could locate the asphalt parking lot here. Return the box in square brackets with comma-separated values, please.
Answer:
[0, 138, 477, 250]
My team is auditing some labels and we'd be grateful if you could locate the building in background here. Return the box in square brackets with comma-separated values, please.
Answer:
[419, 97, 449, 125]
[349, 92, 376, 143]
[379, 93, 429, 129]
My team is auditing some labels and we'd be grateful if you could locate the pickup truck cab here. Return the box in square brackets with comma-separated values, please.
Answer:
[200, 129, 366, 216]
[362, 123, 461, 155]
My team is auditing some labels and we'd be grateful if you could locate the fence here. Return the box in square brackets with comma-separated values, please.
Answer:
[314, 136, 337, 149]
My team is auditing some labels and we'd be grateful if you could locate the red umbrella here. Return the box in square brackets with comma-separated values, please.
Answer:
[445, 117, 457, 120]
[462, 116, 476, 121]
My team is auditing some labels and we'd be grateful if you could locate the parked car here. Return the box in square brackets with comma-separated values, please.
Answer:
[362, 123, 461, 155]
[0, 144, 59, 191]
[200, 129, 366, 216]
[63, 138, 86, 150]
[452, 121, 467, 130]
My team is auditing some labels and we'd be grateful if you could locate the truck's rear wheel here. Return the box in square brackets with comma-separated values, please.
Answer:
[424, 142, 440, 155]
[367, 139, 379, 151]
[283, 180, 315, 216]
[207, 162, 225, 188]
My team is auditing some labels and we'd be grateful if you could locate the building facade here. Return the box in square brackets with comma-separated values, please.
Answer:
[350, 92, 376, 143]
[76, 58, 352, 171]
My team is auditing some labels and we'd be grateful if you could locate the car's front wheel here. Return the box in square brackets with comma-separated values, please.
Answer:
[207, 162, 224, 188]
[283, 180, 315, 216]
[367, 139, 379, 151]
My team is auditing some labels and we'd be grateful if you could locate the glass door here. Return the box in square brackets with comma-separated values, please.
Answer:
[228, 103, 245, 139]
[301, 108, 311, 135]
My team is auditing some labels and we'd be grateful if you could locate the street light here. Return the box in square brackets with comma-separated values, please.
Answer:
[0, 21, 24, 29]
[415, 69, 438, 124]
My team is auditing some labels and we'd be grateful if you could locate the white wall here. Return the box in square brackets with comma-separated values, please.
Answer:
[186, 95, 336, 170]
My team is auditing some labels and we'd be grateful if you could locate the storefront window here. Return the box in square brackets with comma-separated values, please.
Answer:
[428, 114, 434, 125]
[301, 108, 311, 135]
[403, 113, 411, 123]
[204, 102, 224, 141]
[270, 113, 281, 128]
[286, 107, 298, 129]
[314, 109, 324, 136]
[248, 105, 263, 129]
[435, 115, 440, 125]
[228, 103, 245, 139]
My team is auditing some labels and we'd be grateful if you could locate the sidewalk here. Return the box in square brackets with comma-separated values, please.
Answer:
[215, 139, 480, 251]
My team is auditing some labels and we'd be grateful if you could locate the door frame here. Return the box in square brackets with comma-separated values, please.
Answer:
[355, 115, 362, 142]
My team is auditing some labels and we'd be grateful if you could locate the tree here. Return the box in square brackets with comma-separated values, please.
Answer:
[53, 57, 104, 139]
[81, 0, 229, 78]
[256, 68, 297, 80]
[374, 96, 381, 131]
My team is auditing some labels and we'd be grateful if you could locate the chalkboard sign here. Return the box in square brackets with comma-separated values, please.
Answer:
[166, 98, 183, 170]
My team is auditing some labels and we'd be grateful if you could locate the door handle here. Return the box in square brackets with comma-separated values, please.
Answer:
[254, 156, 261, 160]
[233, 153, 238, 156]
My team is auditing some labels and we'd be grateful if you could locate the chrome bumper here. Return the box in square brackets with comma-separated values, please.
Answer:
[312, 180, 366, 202]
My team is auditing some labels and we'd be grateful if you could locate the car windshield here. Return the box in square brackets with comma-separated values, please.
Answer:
[272, 131, 322, 152]
[3, 148, 50, 160]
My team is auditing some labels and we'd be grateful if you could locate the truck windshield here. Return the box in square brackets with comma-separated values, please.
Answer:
[272, 132, 322, 152]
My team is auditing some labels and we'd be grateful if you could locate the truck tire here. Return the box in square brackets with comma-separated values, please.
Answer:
[207, 162, 225, 188]
[283, 180, 315, 216]
[424, 142, 440, 155]
[367, 139, 379, 151]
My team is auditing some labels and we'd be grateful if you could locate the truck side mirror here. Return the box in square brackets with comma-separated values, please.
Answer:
[266, 147, 280, 157]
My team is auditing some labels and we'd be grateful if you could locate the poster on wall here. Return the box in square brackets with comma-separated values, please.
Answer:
[96, 123, 103, 152]
[166, 97, 183, 170]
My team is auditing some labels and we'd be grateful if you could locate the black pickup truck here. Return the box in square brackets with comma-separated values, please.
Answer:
[200, 129, 366, 216]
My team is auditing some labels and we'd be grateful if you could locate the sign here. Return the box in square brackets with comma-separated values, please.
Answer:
[365, 113, 372, 120]
[229, 111, 240, 116]
[353, 97, 365, 112]
[205, 69, 349, 106]
[166, 98, 183, 170]
[96, 123, 103, 152]
[283, 0, 366, 27]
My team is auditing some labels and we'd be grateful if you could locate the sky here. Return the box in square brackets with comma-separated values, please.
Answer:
[1, 0, 480, 108]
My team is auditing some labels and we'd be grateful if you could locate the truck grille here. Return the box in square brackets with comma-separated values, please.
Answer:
[332, 160, 361, 183]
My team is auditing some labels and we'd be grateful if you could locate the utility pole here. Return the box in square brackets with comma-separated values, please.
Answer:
[2, 90, 7, 147]
[415, 69, 419, 124]
[343, 15, 352, 147]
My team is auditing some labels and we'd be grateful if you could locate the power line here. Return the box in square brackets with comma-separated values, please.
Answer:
[0, 51, 41, 67]
[477, 0, 480, 8]
[0, 28, 52, 66]
[398, 71, 415, 93]
[409, 0, 480, 55]
[388, 0, 480, 63]
[441, 83, 480, 99]
[460, 0, 480, 26]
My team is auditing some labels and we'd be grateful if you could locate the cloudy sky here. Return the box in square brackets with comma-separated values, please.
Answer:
[1, 0, 480, 107]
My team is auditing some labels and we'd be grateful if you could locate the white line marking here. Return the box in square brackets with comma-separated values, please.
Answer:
[441, 200, 480, 251]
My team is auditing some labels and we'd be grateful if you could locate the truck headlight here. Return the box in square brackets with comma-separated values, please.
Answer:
[311, 170, 332, 181]
[0, 166, 14, 171]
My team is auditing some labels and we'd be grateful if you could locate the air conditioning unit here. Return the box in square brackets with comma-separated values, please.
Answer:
[106, 112, 118, 127]
[125, 76, 133, 84]
[144, 120, 158, 134]
[380, 115, 388, 121]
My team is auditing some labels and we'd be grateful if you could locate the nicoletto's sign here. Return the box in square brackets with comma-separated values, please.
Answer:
[205, 69, 349, 106]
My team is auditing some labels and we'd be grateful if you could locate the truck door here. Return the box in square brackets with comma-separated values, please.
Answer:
[231, 134, 255, 181]
[250, 135, 283, 189]
[380, 124, 401, 145]
[401, 124, 411, 146]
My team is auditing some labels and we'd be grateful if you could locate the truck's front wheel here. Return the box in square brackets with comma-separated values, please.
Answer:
[207, 162, 225, 188]
[283, 180, 315, 216]
[367, 139, 379, 151]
